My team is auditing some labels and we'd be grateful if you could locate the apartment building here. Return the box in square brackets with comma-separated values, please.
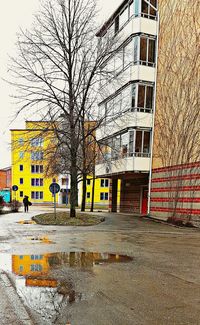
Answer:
[11, 121, 59, 204]
[96, 0, 158, 214]
[96, 0, 200, 220]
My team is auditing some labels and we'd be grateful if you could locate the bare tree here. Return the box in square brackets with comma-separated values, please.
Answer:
[9, 0, 120, 218]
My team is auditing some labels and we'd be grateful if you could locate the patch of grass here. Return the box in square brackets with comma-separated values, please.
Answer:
[32, 212, 105, 226]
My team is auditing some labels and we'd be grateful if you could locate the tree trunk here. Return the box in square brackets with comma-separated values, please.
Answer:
[81, 174, 87, 211]
[90, 173, 95, 212]
[70, 163, 77, 218]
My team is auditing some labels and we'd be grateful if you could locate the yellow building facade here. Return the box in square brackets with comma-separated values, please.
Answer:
[81, 177, 120, 210]
[11, 121, 58, 204]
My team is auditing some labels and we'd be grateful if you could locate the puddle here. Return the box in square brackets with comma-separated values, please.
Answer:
[27, 236, 54, 244]
[0, 252, 133, 322]
[17, 220, 36, 225]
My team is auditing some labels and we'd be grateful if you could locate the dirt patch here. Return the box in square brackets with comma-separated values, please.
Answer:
[32, 212, 105, 226]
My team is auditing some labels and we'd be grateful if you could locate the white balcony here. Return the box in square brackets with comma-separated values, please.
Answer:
[95, 156, 150, 177]
[100, 64, 155, 100]
[115, 17, 158, 47]
[97, 111, 153, 141]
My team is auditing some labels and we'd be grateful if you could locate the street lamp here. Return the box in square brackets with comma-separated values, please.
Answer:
[143, 0, 160, 215]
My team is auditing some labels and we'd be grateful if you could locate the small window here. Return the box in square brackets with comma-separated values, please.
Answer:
[40, 192, 43, 199]
[62, 178, 67, 185]
[19, 151, 24, 159]
[20, 178, 23, 185]
[18, 138, 24, 145]
[19, 265, 23, 272]
[19, 165, 23, 171]
[87, 179, 91, 185]
[115, 16, 119, 34]
[19, 255, 23, 260]
[101, 179, 109, 187]
[87, 192, 90, 199]
[20, 191, 23, 197]
[100, 192, 109, 200]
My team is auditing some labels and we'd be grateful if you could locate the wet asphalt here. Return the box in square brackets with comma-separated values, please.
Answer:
[0, 207, 200, 325]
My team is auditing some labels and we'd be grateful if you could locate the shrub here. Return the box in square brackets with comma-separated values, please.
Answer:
[9, 200, 22, 212]
[185, 221, 195, 228]
[167, 217, 184, 226]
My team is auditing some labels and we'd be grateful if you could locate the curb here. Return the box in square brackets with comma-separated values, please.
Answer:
[0, 271, 34, 324]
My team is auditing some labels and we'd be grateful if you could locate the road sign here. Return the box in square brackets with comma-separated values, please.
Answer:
[49, 183, 60, 194]
[12, 185, 18, 191]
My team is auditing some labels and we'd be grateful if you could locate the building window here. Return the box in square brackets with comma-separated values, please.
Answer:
[31, 191, 43, 200]
[109, 129, 151, 160]
[20, 178, 23, 184]
[139, 37, 156, 66]
[19, 165, 23, 171]
[31, 151, 43, 161]
[87, 179, 91, 185]
[19, 255, 23, 259]
[141, 0, 157, 19]
[18, 138, 24, 145]
[61, 178, 67, 186]
[119, 6, 129, 29]
[132, 83, 154, 112]
[87, 192, 90, 199]
[30, 264, 42, 271]
[20, 191, 23, 197]
[31, 255, 43, 260]
[100, 192, 109, 200]
[19, 151, 24, 159]
[31, 138, 43, 147]
[31, 178, 43, 186]
[19, 265, 23, 272]
[31, 165, 44, 173]
[101, 179, 109, 187]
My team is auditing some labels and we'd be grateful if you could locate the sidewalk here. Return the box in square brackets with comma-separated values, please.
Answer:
[0, 271, 33, 324]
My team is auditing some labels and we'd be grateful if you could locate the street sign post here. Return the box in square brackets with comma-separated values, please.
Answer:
[49, 183, 60, 219]
[12, 185, 18, 191]
[12, 185, 18, 201]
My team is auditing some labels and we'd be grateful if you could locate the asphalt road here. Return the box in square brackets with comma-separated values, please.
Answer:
[0, 207, 199, 325]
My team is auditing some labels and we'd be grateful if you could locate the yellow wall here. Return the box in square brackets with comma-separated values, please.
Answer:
[11, 122, 58, 204]
[81, 177, 121, 209]
[85, 177, 110, 208]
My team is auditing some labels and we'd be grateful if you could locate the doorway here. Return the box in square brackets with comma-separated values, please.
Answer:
[141, 188, 148, 214]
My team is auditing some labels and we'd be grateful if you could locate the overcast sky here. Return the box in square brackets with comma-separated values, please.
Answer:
[0, 0, 122, 168]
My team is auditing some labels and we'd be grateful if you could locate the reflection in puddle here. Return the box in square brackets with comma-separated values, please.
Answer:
[0, 252, 133, 322]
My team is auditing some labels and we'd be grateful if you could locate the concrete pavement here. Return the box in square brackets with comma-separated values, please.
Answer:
[0, 207, 199, 324]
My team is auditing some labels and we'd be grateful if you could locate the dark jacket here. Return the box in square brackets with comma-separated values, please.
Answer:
[23, 197, 29, 206]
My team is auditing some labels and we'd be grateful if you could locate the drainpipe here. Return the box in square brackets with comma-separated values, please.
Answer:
[147, 3, 160, 215]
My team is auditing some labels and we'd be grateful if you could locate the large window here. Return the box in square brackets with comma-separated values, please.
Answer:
[100, 192, 109, 200]
[104, 35, 156, 80]
[31, 178, 43, 186]
[131, 83, 154, 112]
[139, 37, 156, 66]
[101, 82, 154, 116]
[141, 0, 157, 19]
[31, 165, 43, 173]
[31, 191, 43, 199]
[31, 151, 43, 161]
[31, 138, 43, 147]
[109, 129, 151, 160]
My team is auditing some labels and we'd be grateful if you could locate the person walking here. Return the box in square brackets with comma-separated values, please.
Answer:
[23, 195, 29, 212]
